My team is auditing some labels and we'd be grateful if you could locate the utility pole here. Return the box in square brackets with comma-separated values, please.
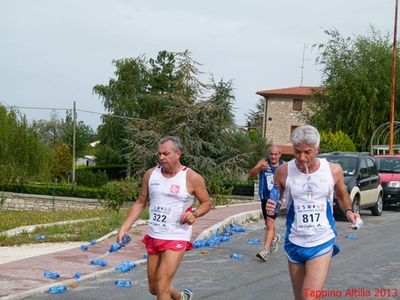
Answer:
[389, 0, 398, 154]
[300, 43, 307, 87]
[72, 101, 76, 183]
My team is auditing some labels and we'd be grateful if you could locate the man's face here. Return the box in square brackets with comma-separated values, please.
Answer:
[157, 140, 181, 170]
[269, 147, 281, 164]
[293, 143, 319, 167]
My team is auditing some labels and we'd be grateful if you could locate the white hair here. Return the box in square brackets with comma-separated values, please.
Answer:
[290, 125, 320, 146]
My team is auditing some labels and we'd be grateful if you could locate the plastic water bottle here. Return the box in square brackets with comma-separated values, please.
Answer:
[345, 233, 358, 240]
[121, 234, 131, 246]
[351, 217, 363, 230]
[115, 280, 132, 288]
[247, 239, 261, 244]
[81, 244, 89, 251]
[73, 272, 81, 279]
[90, 258, 108, 266]
[230, 253, 244, 260]
[47, 285, 67, 294]
[115, 261, 136, 273]
[43, 271, 60, 279]
[268, 184, 280, 216]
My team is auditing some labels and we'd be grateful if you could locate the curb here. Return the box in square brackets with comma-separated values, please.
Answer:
[2, 210, 261, 299]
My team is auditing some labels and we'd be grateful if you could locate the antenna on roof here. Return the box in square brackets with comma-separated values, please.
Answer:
[300, 43, 307, 86]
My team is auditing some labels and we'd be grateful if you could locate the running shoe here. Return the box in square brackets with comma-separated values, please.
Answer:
[181, 288, 193, 300]
[270, 233, 281, 254]
[256, 249, 269, 262]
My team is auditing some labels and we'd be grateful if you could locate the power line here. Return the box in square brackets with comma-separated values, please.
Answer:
[0, 102, 137, 121]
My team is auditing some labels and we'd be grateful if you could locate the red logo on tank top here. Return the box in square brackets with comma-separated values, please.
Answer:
[170, 184, 180, 194]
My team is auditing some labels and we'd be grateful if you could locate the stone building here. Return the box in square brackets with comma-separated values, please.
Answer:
[256, 86, 318, 155]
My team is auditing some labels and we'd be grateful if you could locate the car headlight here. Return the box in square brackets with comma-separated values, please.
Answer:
[388, 181, 400, 188]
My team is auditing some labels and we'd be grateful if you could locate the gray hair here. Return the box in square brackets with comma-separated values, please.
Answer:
[290, 125, 320, 146]
[158, 136, 183, 152]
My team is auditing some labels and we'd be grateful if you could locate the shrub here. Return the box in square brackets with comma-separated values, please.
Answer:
[206, 173, 233, 206]
[320, 131, 357, 152]
[100, 177, 139, 212]
[76, 170, 108, 187]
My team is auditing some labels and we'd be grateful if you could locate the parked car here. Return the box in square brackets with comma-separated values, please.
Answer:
[318, 152, 383, 218]
[373, 154, 400, 207]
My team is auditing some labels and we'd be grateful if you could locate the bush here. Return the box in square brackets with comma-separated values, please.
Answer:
[1, 182, 107, 199]
[206, 173, 233, 206]
[76, 164, 128, 180]
[100, 177, 139, 212]
[76, 170, 108, 187]
[320, 131, 357, 152]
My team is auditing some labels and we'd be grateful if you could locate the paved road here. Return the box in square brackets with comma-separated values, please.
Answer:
[26, 208, 400, 300]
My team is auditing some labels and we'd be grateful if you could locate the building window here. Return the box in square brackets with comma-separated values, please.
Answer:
[290, 125, 299, 135]
[292, 99, 303, 111]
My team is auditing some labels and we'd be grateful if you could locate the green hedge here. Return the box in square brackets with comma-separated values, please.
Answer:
[76, 164, 128, 180]
[224, 181, 254, 196]
[1, 182, 107, 199]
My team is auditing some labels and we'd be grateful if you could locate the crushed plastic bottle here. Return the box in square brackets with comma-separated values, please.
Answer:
[90, 240, 97, 245]
[351, 217, 363, 230]
[73, 272, 81, 279]
[247, 239, 261, 244]
[345, 233, 358, 240]
[219, 235, 230, 242]
[109, 242, 122, 253]
[230, 253, 244, 260]
[43, 271, 60, 279]
[115, 261, 136, 273]
[90, 258, 108, 266]
[114, 280, 132, 288]
[121, 234, 131, 246]
[47, 285, 67, 294]
[230, 225, 246, 233]
[268, 184, 280, 216]
[81, 244, 89, 251]
[35, 234, 46, 240]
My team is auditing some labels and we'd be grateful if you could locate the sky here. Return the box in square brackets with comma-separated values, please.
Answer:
[0, 0, 395, 130]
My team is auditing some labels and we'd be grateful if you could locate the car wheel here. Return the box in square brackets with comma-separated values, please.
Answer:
[370, 192, 383, 216]
[352, 195, 360, 214]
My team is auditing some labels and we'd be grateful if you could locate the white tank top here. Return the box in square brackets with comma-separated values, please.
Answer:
[285, 158, 336, 247]
[147, 165, 194, 241]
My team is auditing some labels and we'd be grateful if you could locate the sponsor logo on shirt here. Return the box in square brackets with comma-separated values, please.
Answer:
[170, 184, 180, 194]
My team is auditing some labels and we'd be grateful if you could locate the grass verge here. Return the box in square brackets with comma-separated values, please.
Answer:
[0, 208, 149, 246]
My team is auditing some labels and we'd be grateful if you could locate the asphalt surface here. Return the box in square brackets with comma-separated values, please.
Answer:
[24, 208, 400, 300]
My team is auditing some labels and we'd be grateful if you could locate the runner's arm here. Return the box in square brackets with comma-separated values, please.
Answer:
[181, 170, 212, 225]
[116, 168, 152, 242]
[330, 163, 359, 223]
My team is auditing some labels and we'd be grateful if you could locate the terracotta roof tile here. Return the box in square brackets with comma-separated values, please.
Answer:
[256, 86, 319, 97]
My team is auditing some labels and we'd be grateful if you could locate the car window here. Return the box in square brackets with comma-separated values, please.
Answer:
[359, 158, 368, 178]
[366, 157, 377, 176]
[375, 157, 400, 173]
[320, 156, 358, 176]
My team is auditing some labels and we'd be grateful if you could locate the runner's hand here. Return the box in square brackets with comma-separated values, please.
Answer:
[181, 211, 196, 225]
[266, 199, 276, 215]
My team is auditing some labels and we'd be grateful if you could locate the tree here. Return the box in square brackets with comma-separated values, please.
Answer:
[246, 98, 264, 132]
[307, 28, 400, 151]
[94, 50, 264, 180]
[0, 105, 51, 182]
[51, 144, 72, 182]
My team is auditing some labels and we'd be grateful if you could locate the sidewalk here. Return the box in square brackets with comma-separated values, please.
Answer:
[0, 203, 260, 299]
